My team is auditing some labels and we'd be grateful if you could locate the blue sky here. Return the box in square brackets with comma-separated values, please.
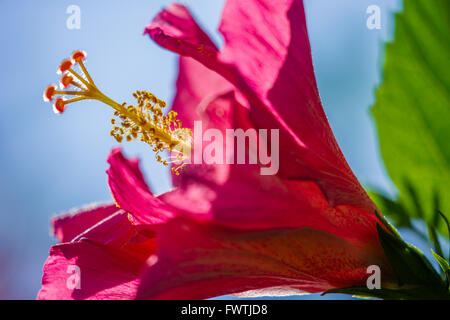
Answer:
[0, 0, 406, 299]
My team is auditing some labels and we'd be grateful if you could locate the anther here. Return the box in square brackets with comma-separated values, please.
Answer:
[45, 50, 192, 174]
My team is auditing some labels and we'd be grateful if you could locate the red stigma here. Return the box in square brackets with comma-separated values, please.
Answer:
[53, 98, 66, 114]
[57, 59, 73, 74]
[60, 73, 73, 88]
[43, 85, 57, 102]
[71, 50, 87, 63]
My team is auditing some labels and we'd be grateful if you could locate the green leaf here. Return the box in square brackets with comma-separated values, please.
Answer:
[437, 210, 450, 260]
[437, 210, 450, 241]
[371, 0, 450, 236]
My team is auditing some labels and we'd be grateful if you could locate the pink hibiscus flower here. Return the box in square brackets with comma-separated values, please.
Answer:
[39, 0, 395, 300]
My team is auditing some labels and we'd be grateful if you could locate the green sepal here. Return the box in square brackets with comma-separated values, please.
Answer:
[322, 286, 450, 300]
[431, 249, 450, 289]
[322, 287, 450, 300]
[323, 224, 450, 299]
[374, 210, 402, 240]
[431, 250, 449, 272]
[376, 223, 443, 288]
[369, 191, 413, 230]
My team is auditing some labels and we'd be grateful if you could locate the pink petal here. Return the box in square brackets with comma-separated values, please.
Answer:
[171, 56, 232, 140]
[143, 3, 241, 103]
[170, 57, 233, 186]
[161, 95, 382, 254]
[38, 239, 154, 300]
[161, 167, 385, 260]
[71, 210, 139, 248]
[146, 1, 376, 214]
[174, 92, 238, 187]
[106, 148, 175, 225]
[51, 203, 119, 243]
[144, 3, 220, 72]
[137, 218, 392, 299]
[218, 0, 375, 212]
[39, 212, 156, 300]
